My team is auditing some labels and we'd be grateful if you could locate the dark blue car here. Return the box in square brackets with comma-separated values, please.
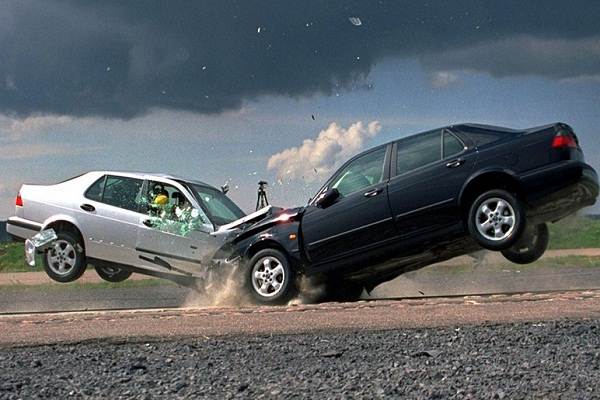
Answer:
[225, 123, 598, 304]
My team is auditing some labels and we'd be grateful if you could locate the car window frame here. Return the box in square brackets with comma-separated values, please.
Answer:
[98, 174, 146, 214]
[309, 144, 392, 204]
[390, 129, 443, 179]
[441, 129, 468, 160]
[84, 174, 147, 214]
[84, 175, 107, 202]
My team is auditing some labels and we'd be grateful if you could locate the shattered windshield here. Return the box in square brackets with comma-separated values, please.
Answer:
[188, 184, 246, 226]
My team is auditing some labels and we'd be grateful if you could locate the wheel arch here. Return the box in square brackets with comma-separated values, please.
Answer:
[42, 215, 86, 251]
[245, 239, 293, 267]
[459, 169, 523, 216]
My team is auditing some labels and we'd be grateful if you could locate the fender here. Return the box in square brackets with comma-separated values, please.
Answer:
[231, 221, 303, 268]
[41, 213, 86, 237]
[458, 166, 521, 207]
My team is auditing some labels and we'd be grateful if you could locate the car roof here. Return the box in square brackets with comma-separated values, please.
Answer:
[85, 171, 218, 190]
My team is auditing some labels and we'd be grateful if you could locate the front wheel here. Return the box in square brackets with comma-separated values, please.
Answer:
[95, 265, 132, 283]
[43, 231, 87, 283]
[245, 249, 296, 305]
[467, 189, 525, 251]
[501, 223, 549, 264]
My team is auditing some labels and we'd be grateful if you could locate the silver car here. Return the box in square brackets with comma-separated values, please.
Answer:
[7, 171, 265, 284]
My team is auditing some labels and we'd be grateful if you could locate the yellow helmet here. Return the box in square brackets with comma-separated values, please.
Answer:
[154, 194, 169, 205]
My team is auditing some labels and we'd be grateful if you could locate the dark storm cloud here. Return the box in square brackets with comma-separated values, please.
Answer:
[1, 0, 600, 119]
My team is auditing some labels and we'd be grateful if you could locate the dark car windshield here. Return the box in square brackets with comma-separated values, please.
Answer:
[187, 184, 246, 226]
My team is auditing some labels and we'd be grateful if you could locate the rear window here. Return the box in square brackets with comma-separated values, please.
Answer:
[461, 128, 506, 146]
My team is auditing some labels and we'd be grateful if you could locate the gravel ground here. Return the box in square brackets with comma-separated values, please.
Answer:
[1, 319, 599, 399]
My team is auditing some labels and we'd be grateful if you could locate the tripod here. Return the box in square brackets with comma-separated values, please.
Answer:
[256, 181, 269, 210]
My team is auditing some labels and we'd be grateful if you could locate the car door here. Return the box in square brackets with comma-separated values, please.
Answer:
[135, 179, 218, 275]
[77, 174, 146, 265]
[388, 129, 476, 238]
[301, 145, 396, 264]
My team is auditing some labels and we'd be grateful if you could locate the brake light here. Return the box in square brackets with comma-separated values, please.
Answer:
[15, 193, 23, 207]
[552, 133, 578, 149]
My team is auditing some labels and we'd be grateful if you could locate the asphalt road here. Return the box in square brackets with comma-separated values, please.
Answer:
[1, 294, 600, 398]
[2, 262, 600, 314]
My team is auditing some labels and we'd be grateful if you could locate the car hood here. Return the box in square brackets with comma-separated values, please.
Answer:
[216, 205, 278, 232]
[214, 205, 302, 237]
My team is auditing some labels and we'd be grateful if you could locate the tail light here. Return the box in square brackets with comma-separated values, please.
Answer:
[15, 193, 23, 207]
[552, 132, 578, 149]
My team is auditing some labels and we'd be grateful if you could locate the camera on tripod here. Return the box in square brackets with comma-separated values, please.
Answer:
[256, 180, 269, 210]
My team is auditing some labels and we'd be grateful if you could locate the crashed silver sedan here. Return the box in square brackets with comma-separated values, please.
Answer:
[7, 171, 264, 285]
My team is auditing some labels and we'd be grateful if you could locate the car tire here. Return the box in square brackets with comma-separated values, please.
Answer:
[95, 265, 133, 283]
[245, 249, 296, 305]
[42, 231, 87, 283]
[501, 223, 549, 265]
[468, 189, 525, 251]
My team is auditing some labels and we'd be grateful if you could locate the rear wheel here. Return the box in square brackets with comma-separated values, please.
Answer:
[43, 231, 86, 283]
[501, 223, 549, 264]
[245, 249, 296, 305]
[467, 189, 525, 251]
[95, 265, 132, 282]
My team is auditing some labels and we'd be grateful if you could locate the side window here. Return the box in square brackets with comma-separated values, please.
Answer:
[84, 176, 105, 201]
[443, 132, 465, 158]
[193, 186, 241, 226]
[396, 130, 441, 175]
[330, 147, 386, 197]
[102, 176, 144, 212]
[146, 181, 208, 236]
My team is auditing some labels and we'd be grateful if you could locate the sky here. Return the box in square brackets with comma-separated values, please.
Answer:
[1, 1, 600, 218]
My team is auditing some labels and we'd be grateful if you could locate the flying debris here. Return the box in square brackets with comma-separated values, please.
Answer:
[311, 114, 315, 120]
[348, 17, 362, 26]
[257, 26, 263, 33]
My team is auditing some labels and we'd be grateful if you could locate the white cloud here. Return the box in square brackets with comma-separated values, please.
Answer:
[0, 143, 103, 160]
[430, 71, 459, 88]
[267, 120, 381, 182]
[422, 35, 600, 81]
[0, 114, 73, 141]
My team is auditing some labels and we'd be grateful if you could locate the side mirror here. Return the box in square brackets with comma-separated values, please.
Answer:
[315, 188, 340, 209]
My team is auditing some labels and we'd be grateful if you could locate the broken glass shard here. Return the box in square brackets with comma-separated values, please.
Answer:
[348, 17, 362, 26]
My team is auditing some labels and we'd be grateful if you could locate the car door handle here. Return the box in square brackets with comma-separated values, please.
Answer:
[446, 159, 465, 168]
[364, 188, 382, 198]
[142, 219, 154, 227]
[80, 203, 95, 212]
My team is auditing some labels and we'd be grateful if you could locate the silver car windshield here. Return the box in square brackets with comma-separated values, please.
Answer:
[188, 184, 246, 226]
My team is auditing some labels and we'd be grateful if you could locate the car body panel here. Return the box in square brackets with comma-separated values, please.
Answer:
[232, 122, 598, 288]
[389, 129, 477, 240]
[7, 170, 249, 280]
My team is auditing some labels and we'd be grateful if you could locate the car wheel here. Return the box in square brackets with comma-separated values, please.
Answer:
[468, 189, 525, 251]
[43, 231, 87, 283]
[246, 249, 296, 304]
[95, 265, 133, 283]
[501, 223, 549, 265]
